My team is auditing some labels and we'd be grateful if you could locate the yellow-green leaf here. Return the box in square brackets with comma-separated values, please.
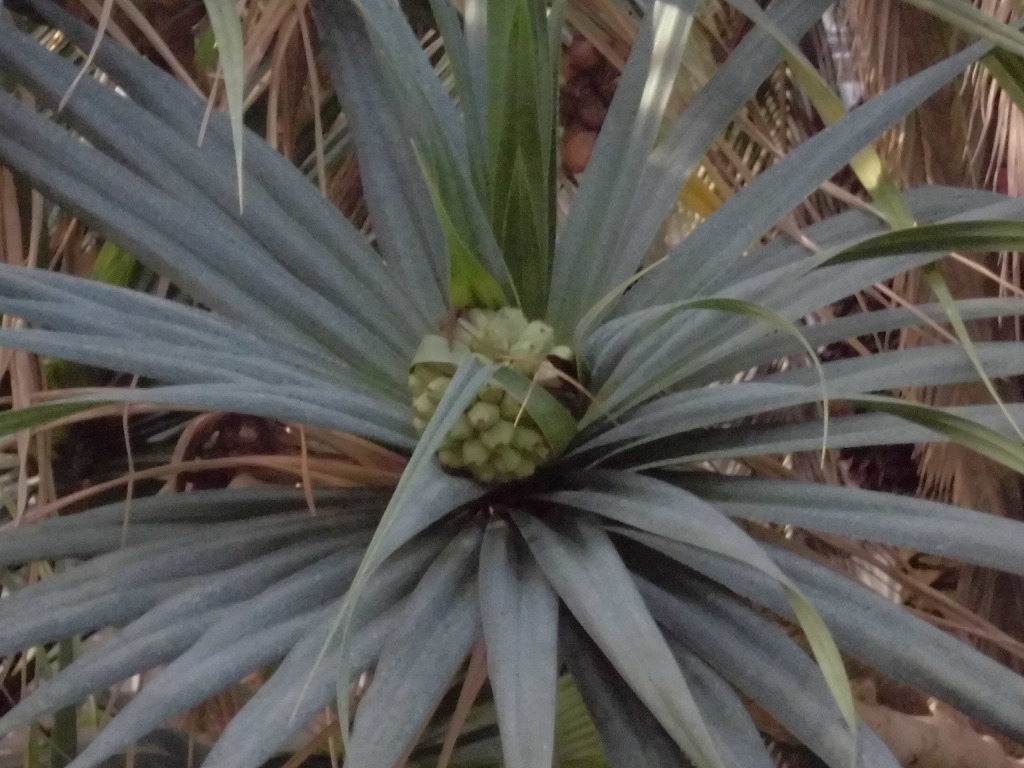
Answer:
[415, 146, 507, 310]
[202, 0, 246, 211]
[0, 402, 106, 438]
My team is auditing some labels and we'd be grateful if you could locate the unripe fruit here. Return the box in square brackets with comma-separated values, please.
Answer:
[512, 426, 543, 452]
[448, 415, 473, 441]
[438, 448, 465, 469]
[497, 307, 528, 337]
[495, 446, 523, 474]
[512, 459, 535, 479]
[499, 393, 523, 421]
[480, 420, 515, 449]
[467, 401, 500, 430]
[409, 308, 577, 482]
[463, 439, 489, 467]
[413, 393, 434, 416]
[426, 376, 451, 399]
[478, 382, 504, 404]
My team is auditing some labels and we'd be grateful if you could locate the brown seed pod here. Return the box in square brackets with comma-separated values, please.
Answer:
[576, 92, 608, 131]
[596, 72, 621, 105]
[563, 74, 592, 105]
[559, 87, 581, 125]
[567, 37, 602, 73]
[563, 128, 597, 175]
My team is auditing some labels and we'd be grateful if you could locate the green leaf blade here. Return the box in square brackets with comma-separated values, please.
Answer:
[346, 527, 483, 768]
[515, 514, 728, 768]
[479, 522, 559, 768]
[486, 0, 555, 316]
[545, 471, 856, 745]
[200, 0, 245, 211]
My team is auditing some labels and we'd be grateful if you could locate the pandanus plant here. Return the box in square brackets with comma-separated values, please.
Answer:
[7, 1, 1024, 766]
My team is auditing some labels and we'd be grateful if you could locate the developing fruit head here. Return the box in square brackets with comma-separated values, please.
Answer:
[409, 308, 576, 482]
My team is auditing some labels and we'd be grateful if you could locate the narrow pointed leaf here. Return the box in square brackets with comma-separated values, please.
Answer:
[515, 514, 726, 768]
[67, 609, 330, 768]
[0, 93, 383, 369]
[621, 398, 1024, 477]
[562, 619, 687, 768]
[821, 219, 1024, 266]
[200, 603, 405, 768]
[635, 534, 1024, 743]
[579, 340, 1024, 461]
[426, 0, 485, 188]
[21, 0, 421, 331]
[126, 538, 370, 645]
[22, 383, 416, 451]
[487, 0, 556, 315]
[334, 359, 492, 702]
[0, 264, 337, 373]
[639, 578, 899, 768]
[201, 0, 245, 209]
[0, 577, 203, 658]
[414, 145, 506, 310]
[315, 0, 447, 319]
[0, 540, 352, 735]
[678, 474, 1024, 578]
[593, 297, 828, 430]
[0, 18, 414, 385]
[640, 37, 991, 306]
[63, 529, 449, 768]
[479, 522, 558, 768]
[671, 646, 775, 768]
[612, 0, 833, 303]
[700, 296, 1024, 386]
[346, 526, 484, 768]
[550, 0, 696, 331]
[543, 471, 856, 741]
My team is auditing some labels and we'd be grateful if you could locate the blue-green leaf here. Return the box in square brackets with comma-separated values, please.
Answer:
[479, 522, 559, 768]
[636, 533, 1024, 743]
[639, 578, 898, 768]
[346, 526, 483, 767]
[543, 471, 856, 742]
[609, 0, 832, 307]
[515, 514, 727, 768]
[678, 474, 1024, 578]
[671, 644, 776, 768]
[636, 35, 992, 308]
[550, 0, 696, 332]
[333, 358, 492, 743]
[316, 1, 448, 320]
[562, 618, 686, 768]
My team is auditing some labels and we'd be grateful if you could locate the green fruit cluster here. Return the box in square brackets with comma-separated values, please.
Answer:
[409, 308, 574, 482]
